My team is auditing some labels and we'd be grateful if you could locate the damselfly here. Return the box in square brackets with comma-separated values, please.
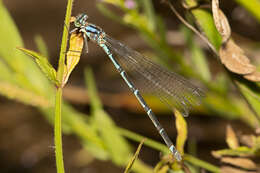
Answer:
[70, 13, 204, 161]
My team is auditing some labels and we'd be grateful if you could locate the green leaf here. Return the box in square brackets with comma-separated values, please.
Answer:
[183, 26, 211, 81]
[141, 0, 156, 31]
[93, 110, 131, 165]
[34, 35, 49, 58]
[0, 1, 53, 95]
[84, 68, 131, 165]
[235, 79, 260, 119]
[17, 47, 58, 85]
[204, 92, 240, 118]
[0, 81, 50, 107]
[84, 68, 103, 111]
[0, 58, 14, 82]
[212, 146, 254, 158]
[0, 0, 24, 71]
[190, 41, 210, 81]
[174, 110, 188, 155]
[124, 139, 145, 173]
[191, 9, 222, 50]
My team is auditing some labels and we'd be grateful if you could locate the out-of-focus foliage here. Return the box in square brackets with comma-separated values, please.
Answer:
[1, 0, 260, 172]
[98, 0, 260, 129]
[97, 0, 260, 172]
[0, 1, 152, 172]
[234, 0, 260, 22]
[212, 125, 260, 172]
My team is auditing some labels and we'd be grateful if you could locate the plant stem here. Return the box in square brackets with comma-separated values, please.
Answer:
[57, 0, 74, 85]
[118, 127, 169, 153]
[55, 87, 65, 173]
[54, 0, 74, 172]
[119, 127, 220, 173]
[184, 154, 220, 173]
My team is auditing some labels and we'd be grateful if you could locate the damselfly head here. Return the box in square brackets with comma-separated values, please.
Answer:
[74, 13, 88, 28]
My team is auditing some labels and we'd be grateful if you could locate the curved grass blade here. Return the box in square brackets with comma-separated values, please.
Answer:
[124, 139, 146, 173]
[17, 47, 58, 86]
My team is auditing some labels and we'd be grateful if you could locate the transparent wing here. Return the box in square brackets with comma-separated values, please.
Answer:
[104, 35, 204, 116]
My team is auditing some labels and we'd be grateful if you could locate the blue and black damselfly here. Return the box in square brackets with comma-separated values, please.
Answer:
[70, 13, 204, 161]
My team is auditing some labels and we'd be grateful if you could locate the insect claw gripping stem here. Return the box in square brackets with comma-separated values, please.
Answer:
[70, 13, 205, 161]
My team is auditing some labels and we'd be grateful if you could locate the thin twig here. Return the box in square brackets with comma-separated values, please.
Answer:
[164, 0, 218, 55]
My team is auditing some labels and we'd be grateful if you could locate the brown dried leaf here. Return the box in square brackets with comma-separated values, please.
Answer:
[212, 0, 258, 78]
[212, 0, 231, 42]
[244, 71, 260, 82]
[221, 157, 257, 170]
[221, 166, 258, 173]
[239, 135, 254, 147]
[211, 150, 222, 159]
[256, 128, 260, 135]
[226, 125, 239, 149]
[220, 39, 256, 74]
[62, 32, 84, 87]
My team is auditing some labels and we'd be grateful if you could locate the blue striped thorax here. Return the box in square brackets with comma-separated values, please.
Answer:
[74, 13, 104, 44]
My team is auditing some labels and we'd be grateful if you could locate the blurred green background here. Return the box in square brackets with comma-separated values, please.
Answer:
[0, 0, 260, 172]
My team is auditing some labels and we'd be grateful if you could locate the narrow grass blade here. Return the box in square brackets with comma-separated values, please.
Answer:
[85, 68, 132, 165]
[124, 139, 146, 173]
[34, 35, 49, 58]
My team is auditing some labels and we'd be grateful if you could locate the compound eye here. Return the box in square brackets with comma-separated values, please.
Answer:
[74, 21, 81, 27]
[74, 13, 88, 27]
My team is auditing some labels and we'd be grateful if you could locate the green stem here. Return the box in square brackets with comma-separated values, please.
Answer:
[55, 87, 65, 173]
[57, 0, 74, 85]
[118, 127, 220, 172]
[184, 154, 220, 173]
[54, 0, 74, 172]
[118, 127, 169, 153]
